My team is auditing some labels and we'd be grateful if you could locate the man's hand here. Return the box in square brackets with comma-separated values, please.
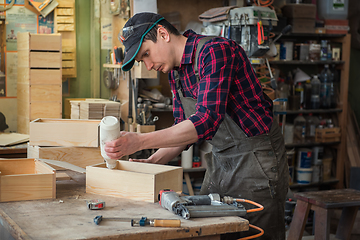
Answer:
[104, 131, 143, 159]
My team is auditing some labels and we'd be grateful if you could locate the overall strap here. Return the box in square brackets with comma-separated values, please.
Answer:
[175, 36, 215, 96]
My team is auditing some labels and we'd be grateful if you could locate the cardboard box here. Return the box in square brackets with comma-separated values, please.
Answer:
[282, 4, 316, 19]
[289, 18, 315, 33]
[325, 19, 349, 34]
[0, 158, 56, 202]
[86, 161, 183, 203]
[315, 127, 341, 143]
[29, 118, 100, 147]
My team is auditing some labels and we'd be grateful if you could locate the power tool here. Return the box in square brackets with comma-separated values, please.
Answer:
[158, 190, 248, 220]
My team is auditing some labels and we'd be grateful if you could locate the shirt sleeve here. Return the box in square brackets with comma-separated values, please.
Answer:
[188, 41, 237, 142]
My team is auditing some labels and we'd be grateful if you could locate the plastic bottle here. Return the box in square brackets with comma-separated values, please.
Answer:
[310, 75, 321, 109]
[276, 78, 289, 99]
[303, 80, 312, 109]
[100, 116, 121, 169]
[305, 113, 318, 142]
[295, 82, 304, 106]
[330, 64, 339, 108]
[320, 40, 328, 61]
[319, 64, 333, 108]
[294, 114, 306, 143]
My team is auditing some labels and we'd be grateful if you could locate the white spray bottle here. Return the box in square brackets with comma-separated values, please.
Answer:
[99, 116, 121, 169]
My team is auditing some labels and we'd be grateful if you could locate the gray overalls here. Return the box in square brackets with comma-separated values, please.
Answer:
[174, 38, 289, 240]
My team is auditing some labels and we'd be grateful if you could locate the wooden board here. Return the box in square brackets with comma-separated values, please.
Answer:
[86, 161, 182, 203]
[29, 119, 100, 147]
[27, 145, 103, 169]
[17, 32, 61, 51]
[0, 159, 55, 202]
[0, 171, 249, 240]
[0, 133, 29, 147]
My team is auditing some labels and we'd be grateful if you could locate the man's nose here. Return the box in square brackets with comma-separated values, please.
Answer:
[143, 59, 153, 71]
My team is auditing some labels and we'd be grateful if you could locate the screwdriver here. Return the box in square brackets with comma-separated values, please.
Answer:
[93, 215, 181, 227]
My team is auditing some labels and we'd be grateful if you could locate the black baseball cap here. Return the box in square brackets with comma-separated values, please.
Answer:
[119, 12, 164, 72]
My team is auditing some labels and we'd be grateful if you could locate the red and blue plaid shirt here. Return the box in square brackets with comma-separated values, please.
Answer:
[169, 30, 273, 141]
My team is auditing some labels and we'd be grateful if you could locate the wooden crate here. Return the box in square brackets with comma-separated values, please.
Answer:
[27, 145, 103, 169]
[315, 127, 341, 143]
[17, 32, 62, 134]
[0, 158, 56, 202]
[137, 124, 155, 133]
[29, 118, 100, 147]
[134, 62, 158, 79]
[86, 161, 183, 203]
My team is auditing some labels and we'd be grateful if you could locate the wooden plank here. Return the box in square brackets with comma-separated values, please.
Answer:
[29, 119, 100, 147]
[30, 101, 62, 120]
[0, 133, 29, 147]
[56, 16, 74, 23]
[30, 69, 62, 85]
[86, 162, 182, 202]
[312, 205, 330, 240]
[16, 83, 29, 102]
[62, 52, 75, 60]
[56, 24, 75, 31]
[57, 0, 74, 8]
[62, 60, 75, 68]
[16, 116, 30, 135]
[17, 67, 30, 84]
[29, 146, 103, 168]
[29, 34, 61, 51]
[287, 200, 311, 240]
[16, 32, 30, 51]
[17, 50, 30, 68]
[56, 8, 74, 15]
[30, 52, 61, 68]
[56, 172, 71, 180]
[30, 84, 62, 102]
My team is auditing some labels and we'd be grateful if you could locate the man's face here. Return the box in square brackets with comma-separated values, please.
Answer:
[134, 29, 175, 73]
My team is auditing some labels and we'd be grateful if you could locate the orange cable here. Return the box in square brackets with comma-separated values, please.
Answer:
[235, 198, 264, 213]
[238, 224, 264, 240]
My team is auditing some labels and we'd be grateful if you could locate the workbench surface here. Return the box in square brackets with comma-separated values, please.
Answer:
[0, 171, 249, 240]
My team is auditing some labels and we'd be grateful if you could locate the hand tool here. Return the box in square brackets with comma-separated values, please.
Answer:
[159, 189, 263, 220]
[93, 215, 181, 227]
[87, 199, 105, 210]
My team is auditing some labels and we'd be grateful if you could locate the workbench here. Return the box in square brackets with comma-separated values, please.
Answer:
[0, 171, 249, 240]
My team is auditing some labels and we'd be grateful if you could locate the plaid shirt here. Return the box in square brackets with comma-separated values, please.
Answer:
[169, 30, 273, 141]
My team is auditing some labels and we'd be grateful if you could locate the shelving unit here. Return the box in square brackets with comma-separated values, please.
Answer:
[271, 34, 351, 189]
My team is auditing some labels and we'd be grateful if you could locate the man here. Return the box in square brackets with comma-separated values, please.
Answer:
[105, 12, 289, 240]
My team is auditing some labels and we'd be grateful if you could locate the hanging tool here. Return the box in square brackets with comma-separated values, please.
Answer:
[93, 215, 181, 227]
[87, 199, 105, 210]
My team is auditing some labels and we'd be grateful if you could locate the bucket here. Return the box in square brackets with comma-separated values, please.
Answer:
[297, 148, 312, 168]
[296, 167, 313, 184]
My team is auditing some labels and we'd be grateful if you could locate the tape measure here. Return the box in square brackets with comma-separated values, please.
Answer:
[87, 199, 105, 210]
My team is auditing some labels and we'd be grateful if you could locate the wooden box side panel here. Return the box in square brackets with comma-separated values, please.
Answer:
[29, 120, 99, 147]
[16, 32, 30, 51]
[86, 166, 156, 202]
[155, 168, 183, 202]
[29, 34, 61, 51]
[0, 159, 35, 175]
[30, 84, 62, 102]
[37, 146, 103, 168]
[30, 69, 62, 85]
[17, 116, 30, 135]
[17, 67, 30, 84]
[17, 50, 30, 68]
[30, 101, 62, 120]
[17, 83, 29, 102]
[30, 52, 62, 68]
[117, 160, 182, 175]
[0, 174, 55, 202]
[34, 160, 56, 174]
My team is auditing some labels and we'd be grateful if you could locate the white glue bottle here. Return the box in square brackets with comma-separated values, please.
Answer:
[99, 116, 121, 169]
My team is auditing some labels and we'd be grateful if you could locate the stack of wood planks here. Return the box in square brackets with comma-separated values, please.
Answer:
[70, 99, 121, 120]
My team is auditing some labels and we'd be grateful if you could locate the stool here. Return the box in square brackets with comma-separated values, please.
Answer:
[287, 189, 360, 240]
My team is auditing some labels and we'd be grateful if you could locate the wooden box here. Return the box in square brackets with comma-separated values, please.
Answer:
[137, 124, 156, 133]
[282, 4, 316, 19]
[86, 161, 183, 203]
[315, 127, 341, 143]
[0, 158, 56, 202]
[29, 118, 100, 147]
[27, 145, 103, 169]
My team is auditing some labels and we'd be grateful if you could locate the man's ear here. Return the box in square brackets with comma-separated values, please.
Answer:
[157, 26, 170, 42]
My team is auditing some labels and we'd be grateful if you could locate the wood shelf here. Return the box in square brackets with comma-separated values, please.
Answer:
[103, 63, 122, 68]
[275, 108, 342, 115]
[285, 141, 340, 148]
[269, 60, 344, 65]
[290, 178, 339, 189]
